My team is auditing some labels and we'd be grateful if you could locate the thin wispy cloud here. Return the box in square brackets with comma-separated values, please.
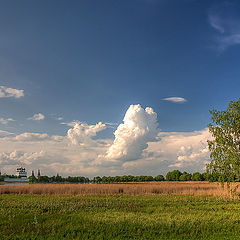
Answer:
[209, 15, 225, 34]
[208, 2, 240, 51]
[218, 34, 240, 51]
[0, 118, 14, 125]
[49, 114, 64, 121]
[163, 97, 187, 103]
[61, 121, 117, 129]
[105, 122, 118, 129]
[28, 113, 45, 121]
[61, 121, 80, 127]
[0, 86, 24, 99]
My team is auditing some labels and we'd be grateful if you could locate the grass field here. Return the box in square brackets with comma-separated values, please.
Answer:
[2, 186, 240, 239]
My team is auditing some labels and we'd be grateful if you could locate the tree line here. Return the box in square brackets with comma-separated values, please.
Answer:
[0, 170, 224, 183]
[91, 175, 164, 183]
[91, 170, 221, 183]
[28, 174, 90, 183]
[25, 170, 225, 184]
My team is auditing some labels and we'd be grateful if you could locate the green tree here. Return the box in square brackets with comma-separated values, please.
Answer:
[28, 175, 37, 183]
[179, 172, 192, 181]
[0, 175, 4, 182]
[191, 172, 203, 181]
[166, 170, 182, 181]
[55, 174, 63, 182]
[38, 176, 50, 183]
[201, 172, 210, 181]
[207, 99, 240, 183]
[102, 176, 108, 183]
[155, 175, 165, 181]
[93, 176, 102, 183]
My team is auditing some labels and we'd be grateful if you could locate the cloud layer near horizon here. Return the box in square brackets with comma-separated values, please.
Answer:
[0, 104, 211, 177]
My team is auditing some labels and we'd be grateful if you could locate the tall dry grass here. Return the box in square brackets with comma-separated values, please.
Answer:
[1, 182, 239, 196]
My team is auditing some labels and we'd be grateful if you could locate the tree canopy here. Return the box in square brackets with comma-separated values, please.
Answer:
[207, 99, 240, 183]
[166, 170, 182, 181]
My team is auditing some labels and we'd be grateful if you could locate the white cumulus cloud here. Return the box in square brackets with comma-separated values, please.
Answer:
[28, 113, 45, 121]
[0, 150, 45, 166]
[0, 86, 24, 98]
[163, 97, 187, 103]
[148, 128, 212, 171]
[105, 104, 158, 162]
[67, 122, 106, 145]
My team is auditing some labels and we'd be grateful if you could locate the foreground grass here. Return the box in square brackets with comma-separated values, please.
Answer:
[1, 194, 240, 240]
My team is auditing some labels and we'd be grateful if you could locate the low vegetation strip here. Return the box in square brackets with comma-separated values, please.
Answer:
[1, 194, 240, 240]
[0, 182, 238, 196]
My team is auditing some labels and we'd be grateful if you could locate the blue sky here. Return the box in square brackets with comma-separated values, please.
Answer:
[0, 0, 240, 176]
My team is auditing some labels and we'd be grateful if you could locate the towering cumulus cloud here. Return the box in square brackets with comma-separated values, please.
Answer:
[67, 122, 106, 145]
[106, 104, 158, 162]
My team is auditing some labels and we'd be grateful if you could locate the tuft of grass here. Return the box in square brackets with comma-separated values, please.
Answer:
[1, 194, 240, 239]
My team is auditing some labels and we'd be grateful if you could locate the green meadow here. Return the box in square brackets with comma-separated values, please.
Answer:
[1, 194, 240, 240]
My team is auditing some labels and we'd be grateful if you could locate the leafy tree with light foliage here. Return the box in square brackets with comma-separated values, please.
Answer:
[207, 99, 240, 184]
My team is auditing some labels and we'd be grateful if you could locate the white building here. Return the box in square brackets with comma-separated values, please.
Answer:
[16, 166, 27, 178]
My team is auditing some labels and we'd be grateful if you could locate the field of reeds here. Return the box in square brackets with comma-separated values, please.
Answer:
[1, 182, 239, 197]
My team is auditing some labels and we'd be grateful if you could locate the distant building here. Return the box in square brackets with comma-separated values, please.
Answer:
[16, 166, 27, 178]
